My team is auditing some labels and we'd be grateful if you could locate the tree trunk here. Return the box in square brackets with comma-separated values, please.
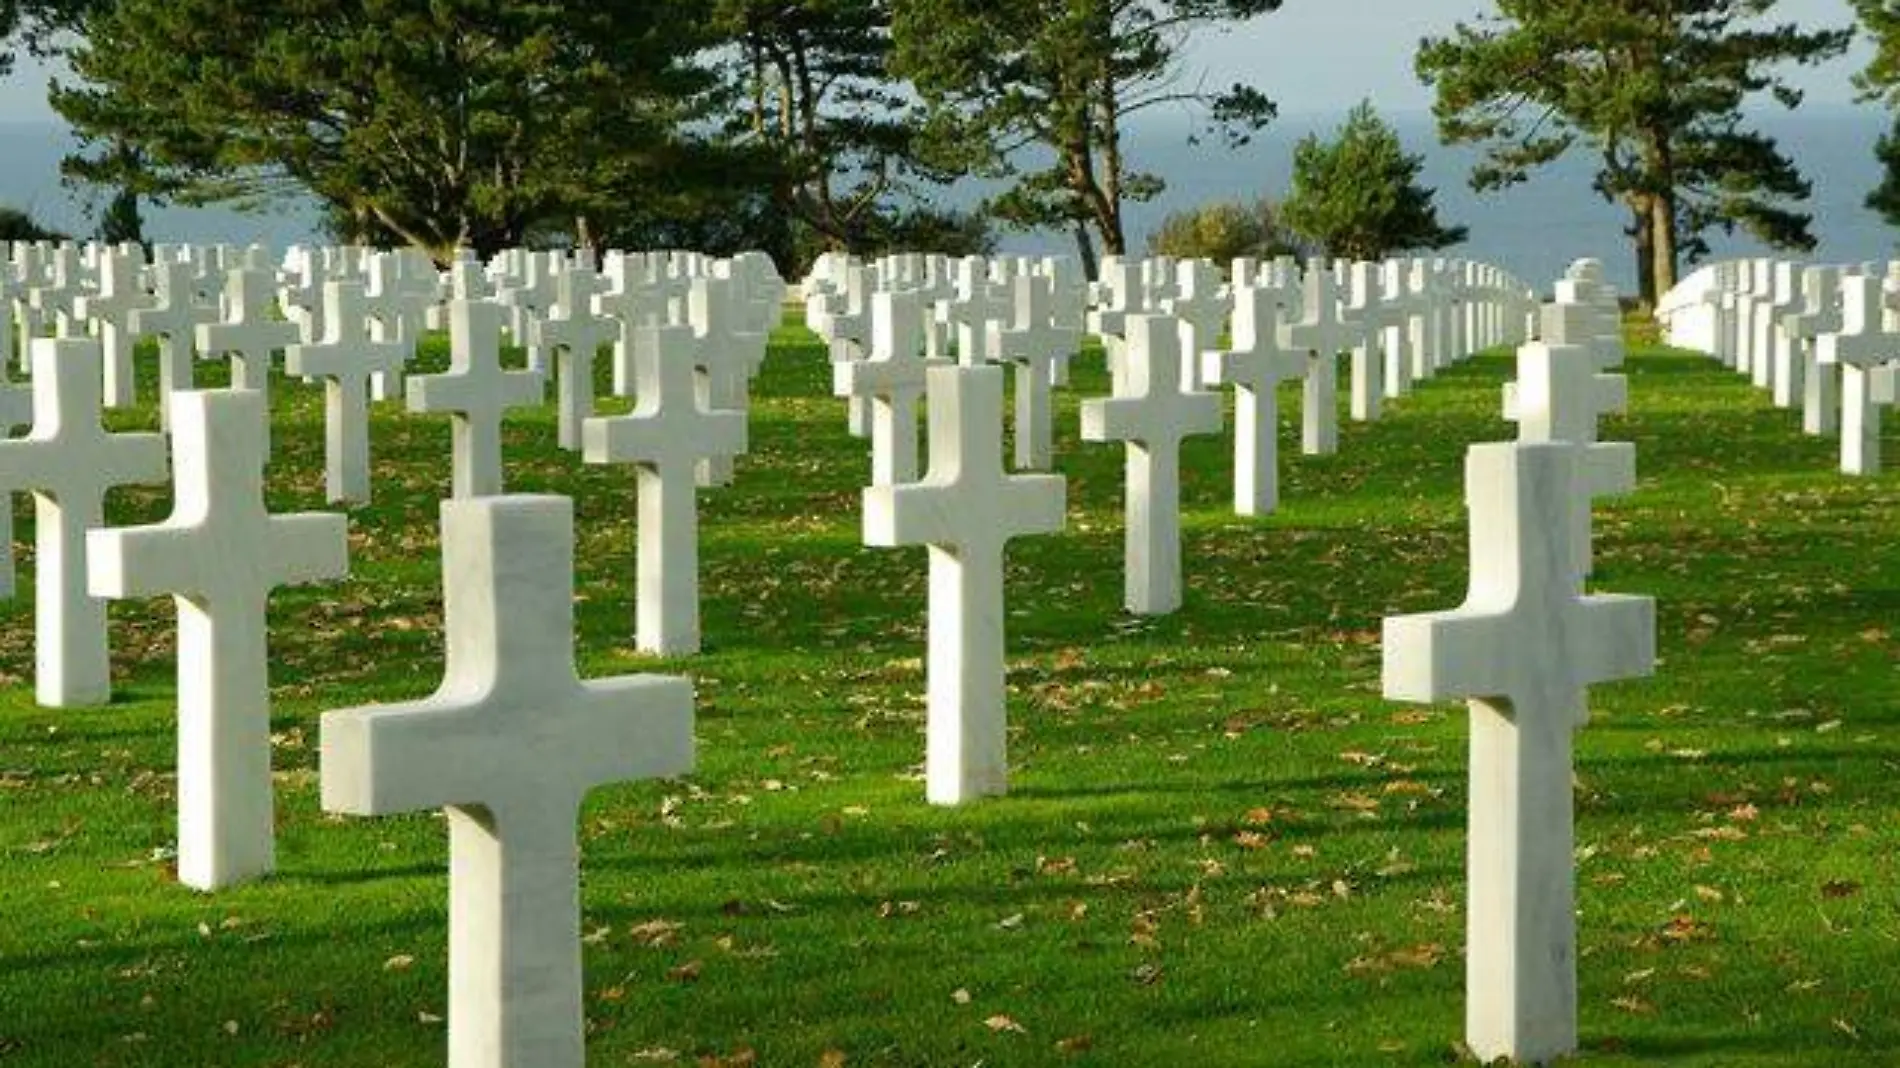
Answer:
[1630, 202, 1655, 311]
[1073, 224, 1099, 281]
[1648, 190, 1678, 306]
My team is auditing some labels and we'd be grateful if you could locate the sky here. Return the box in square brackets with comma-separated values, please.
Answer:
[0, 0, 1873, 123]
[1189, 0, 1871, 117]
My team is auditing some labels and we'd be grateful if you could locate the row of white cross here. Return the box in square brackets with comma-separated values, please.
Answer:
[3, 240, 1650, 1068]
[1658, 256, 1900, 475]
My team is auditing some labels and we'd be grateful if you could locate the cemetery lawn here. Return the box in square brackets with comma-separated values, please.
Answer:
[2, 322, 1896, 1067]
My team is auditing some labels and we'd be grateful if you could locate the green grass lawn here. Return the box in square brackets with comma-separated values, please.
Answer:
[1, 320, 1896, 1066]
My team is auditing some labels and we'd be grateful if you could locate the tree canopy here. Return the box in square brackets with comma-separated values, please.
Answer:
[891, 0, 1282, 276]
[50, 0, 727, 260]
[1279, 102, 1466, 263]
[1146, 196, 1309, 265]
[1417, 0, 1849, 305]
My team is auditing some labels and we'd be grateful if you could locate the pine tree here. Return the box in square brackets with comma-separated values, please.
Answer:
[1417, 0, 1850, 306]
[1279, 102, 1466, 263]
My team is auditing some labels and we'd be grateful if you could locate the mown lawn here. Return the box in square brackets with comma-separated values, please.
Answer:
[1, 317, 1895, 1066]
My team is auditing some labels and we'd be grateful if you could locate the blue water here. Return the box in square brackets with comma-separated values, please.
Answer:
[0, 105, 1891, 292]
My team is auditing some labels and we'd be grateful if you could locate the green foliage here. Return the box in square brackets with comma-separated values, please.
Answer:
[1279, 103, 1466, 263]
[1146, 196, 1310, 265]
[0, 203, 66, 241]
[891, 0, 1283, 267]
[3, 330, 1899, 1066]
[709, 0, 955, 267]
[1417, 0, 1849, 305]
[1853, 2, 1900, 231]
[49, 0, 725, 258]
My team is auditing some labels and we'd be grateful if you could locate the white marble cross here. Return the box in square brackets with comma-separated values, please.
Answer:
[1081, 314, 1222, 615]
[1164, 259, 1229, 391]
[1504, 303, 1636, 579]
[993, 273, 1073, 471]
[1337, 261, 1386, 421]
[1280, 261, 1354, 456]
[0, 361, 29, 597]
[128, 261, 218, 428]
[196, 266, 300, 402]
[1753, 262, 1803, 409]
[1086, 257, 1144, 341]
[1816, 272, 1900, 475]
[88, 388, 347, 889]
[322, 494, 693, 1068]
[685, 276, 754, 487]
[72, 245, 152, 409]
[0, 338, 168, 706]
[1383, 441, 1655, 1068]
[863, 364, 1065, 804]
[1780, 264, 1843, 438]
[598, 253, 680, 400]
[534, 265, 616, 452]
[1201, 279, 1302, 516]
[285, 280, 412, 503]
[407, 300, 545, 499]
[363, 251, 438, 402]
[583, 323, 744, 656]
[837, 289, 931, 485]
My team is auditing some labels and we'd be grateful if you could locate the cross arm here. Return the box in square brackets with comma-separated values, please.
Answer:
[1382, 607, 1517, 705]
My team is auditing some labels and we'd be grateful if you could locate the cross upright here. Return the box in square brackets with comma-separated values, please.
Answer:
[1744, 258, 1779, 390]
[196, 265, 300, 411]
[495, 252, 559, 373]
[1280, 260, 1356, 456]
[322, 494, 693, 1068]
[72, 245, 152, 409]
[1081, 314, 1222, 615]
[598, 252, 683, 400]
[1750, 261, 1803, 409]
[0, 338, 168, 706]
[363, 251, 437, 402]
[685, 275, 755, 487]
[129, 260, 219, 426]
[1785, 265, 1846, 438]
[810, 263, 876, 436]
[994, 272, 1076, 471]
[1200, 277, 1302, 516]
[1383, 441, 1655, 1068]
[1339, 260, 1388, 420]
[583, 323, 745, 656]
[533, 264, 617, 452]
[1816, 272, 1900, 475]
[836, 288, 932, 485]
[407, 300, 545, 499]
[1087, 257, 1145, 341]
[285, 280, 412, 503]
[1504, 302, 1636, 579]
[863, 364, 1065, 804]
[0, 361, 29, 597]
[1164, 259, 1229, 391]
[88, 388, 347, 889]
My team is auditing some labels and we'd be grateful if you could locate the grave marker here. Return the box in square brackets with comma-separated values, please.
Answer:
[583, 324, 745, 656]
[0, 338, 168, 706]
[1081, 314, 1222, 615]
[1816, 272, 1900, 475]
[285, 280, 411, 503]
[864, 365, 1065, 804]
[1200, 279, 1302, 515]
[836, 289, 931, 485]
[88, 389, 348, 889]
[1384, 442, 1655, 1067]
[533, 265, 617, 451]
[407, 300, 545, 499]
[323, 495, 693, 1068]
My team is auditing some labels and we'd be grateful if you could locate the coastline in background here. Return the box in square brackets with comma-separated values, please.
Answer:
[0, 106, 1890, 292]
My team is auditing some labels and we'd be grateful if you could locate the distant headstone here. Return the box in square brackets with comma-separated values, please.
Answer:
[1816, 272, 1899, 476]
[864, 364, 1065, 804]
[1280, 261, 1354, 457]
[407, 300, 545, 499]
[196, 266, 300, 404]
[534, 265, 617, 452]
[285, 280, 412, 503]
[128, 261, 218, 428]
[1383, 442, 1655, 1068]
[0, 360, 29, 597]
[993, 273, 1073, 471]
[1081, 314, 1222, 615]
[837, 289, 931, 485]
[0, 339, 168, 706]
[1779, 264, 1844, 438]
[1201, 279, 1302, 516]
[72, 245, 152, 409]
[88, 389, 348, 889]
[583, 323, 745, 656]
[322, 495, 693, 1068]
